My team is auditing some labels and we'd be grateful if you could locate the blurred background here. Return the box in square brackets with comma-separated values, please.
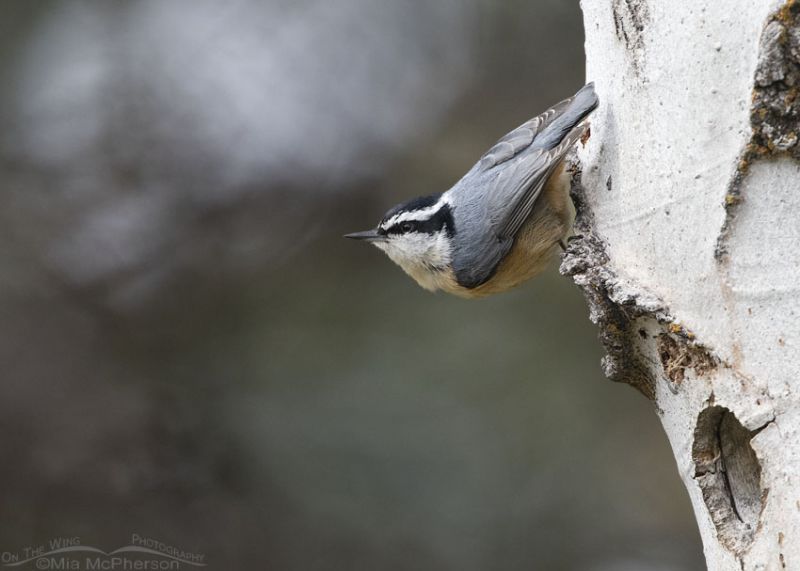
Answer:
[0, 1, 703, 569]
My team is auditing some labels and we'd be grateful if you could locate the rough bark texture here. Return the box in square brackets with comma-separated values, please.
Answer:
[566, 0, 800, 568]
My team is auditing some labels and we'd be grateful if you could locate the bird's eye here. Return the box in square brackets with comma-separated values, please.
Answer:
[401, 222, 414, 233]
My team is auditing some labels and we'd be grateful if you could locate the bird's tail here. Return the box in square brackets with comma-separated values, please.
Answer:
[536, 83, 599, 150]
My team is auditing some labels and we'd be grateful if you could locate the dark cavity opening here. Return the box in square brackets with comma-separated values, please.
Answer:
[692, 406, 765, 553]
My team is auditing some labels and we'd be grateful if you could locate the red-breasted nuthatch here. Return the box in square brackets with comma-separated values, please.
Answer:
[346, 83, 598, 298]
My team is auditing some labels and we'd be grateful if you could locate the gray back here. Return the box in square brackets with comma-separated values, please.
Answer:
[447, 83, 598, 289]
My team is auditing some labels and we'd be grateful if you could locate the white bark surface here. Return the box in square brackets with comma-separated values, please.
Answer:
[567, 1, 800, 568]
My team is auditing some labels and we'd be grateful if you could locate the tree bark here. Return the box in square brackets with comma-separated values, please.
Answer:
[566, 1, 800, 568]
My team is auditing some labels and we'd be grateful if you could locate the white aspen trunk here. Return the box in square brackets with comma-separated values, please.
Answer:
[566, 1, 800, 569]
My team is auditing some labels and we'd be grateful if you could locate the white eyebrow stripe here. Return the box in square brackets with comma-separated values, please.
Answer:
[382, 194, 452, 229]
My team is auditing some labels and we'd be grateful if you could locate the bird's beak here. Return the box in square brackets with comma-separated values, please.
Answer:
[344, 229, 384, 242]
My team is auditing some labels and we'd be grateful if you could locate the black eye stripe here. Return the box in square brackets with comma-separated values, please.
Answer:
[385, 205, 455, 236]
[379, 193, 443, 231]
[386, 221, 415, 235]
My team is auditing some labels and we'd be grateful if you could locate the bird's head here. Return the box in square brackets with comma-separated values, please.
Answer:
[345, 193, 455, 291]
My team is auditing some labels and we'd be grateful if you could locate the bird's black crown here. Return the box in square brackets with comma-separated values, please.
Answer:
[378, 193, 454, 237]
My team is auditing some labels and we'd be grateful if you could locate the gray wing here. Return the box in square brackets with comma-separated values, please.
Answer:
[452, 133, 584, 289]
[489, 127, 585, 240]
[452, 83, 598, 289]
[478, 97, 573, 170]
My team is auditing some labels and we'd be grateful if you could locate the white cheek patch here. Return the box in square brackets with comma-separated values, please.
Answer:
[387, 233, 434, 264]
[371, 230, 454, 292]
[379, 230, 451, 275]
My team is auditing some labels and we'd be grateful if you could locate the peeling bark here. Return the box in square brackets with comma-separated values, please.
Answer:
[569, 0, 800, 568]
